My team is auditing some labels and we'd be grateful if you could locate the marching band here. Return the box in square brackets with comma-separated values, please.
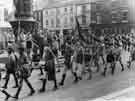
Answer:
[0, 30, 135, 100]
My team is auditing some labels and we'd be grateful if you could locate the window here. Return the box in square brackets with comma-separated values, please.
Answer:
[64, 8, 67, 12]
[97, 15, 101, 24]
[70, 16, 74, 23]
[82, 15, 86, 24]
[46, 20, 48, 26]
[96, 14, 102, 24]
[56, 18, 60, 27]
[57, 9, 60, 14]
[82, 5, 86, 13]
[51, 19, 54, 27]
[70, 7, 73, 13]
[121, 11, 128, 22]
[112, 11, 117, 23]
[65, 17, 68, 24]
[46, 11, 48, 15]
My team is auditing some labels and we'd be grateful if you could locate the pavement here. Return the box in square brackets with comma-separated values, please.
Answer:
[0, 50, 135, 101]
[92, 86, 135, 101]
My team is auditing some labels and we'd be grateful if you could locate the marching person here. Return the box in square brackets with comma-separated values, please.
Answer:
[31, 45, 43, 76]
[39, 44, 58, 92]
[72, 42, 84, 82]
[2, 45, 18, 89]
[26, 32, 32, 60]
[102, 48, 115, 76]
[13, 44, 35, 99]
[59, 42, 74, 86]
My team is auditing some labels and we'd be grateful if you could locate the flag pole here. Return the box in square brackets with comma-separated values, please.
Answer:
[18, 20, 21, 42]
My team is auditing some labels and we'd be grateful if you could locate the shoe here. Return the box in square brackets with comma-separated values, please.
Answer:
[73, 78, 79, 83]
[59, 82, 64, 86]
[28, 90, 35, 96]
[12, 96, 18, 99]
[39, 78, 44, 81]
[121, 68, 124, 72]
[78, 77, 82, 80]
[52, 86, 58, 91]
[39, 89, 45, 93]
[12, 85, 18, 88]
[1, 90, 11, 100]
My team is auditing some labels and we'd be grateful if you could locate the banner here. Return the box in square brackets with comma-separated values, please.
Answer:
[74, 16, 102, 44]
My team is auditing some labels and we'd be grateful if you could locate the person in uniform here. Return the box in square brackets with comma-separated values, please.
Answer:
[2, 45, 18, 89]
[39, 45, 58, 92]
[72, 42, 84, 82]
[59, 42, 74, 86]
[102, 48, 115, 76]
[31, 45, 43, 75]
[13, 44, 35, 99]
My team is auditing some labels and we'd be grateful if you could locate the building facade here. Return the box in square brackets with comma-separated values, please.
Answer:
[90, 0, 135, 35]
[33, 0, 135, 35]
[34, 0, 92, 35]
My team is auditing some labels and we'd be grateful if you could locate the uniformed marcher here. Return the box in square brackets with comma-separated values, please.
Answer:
[102, 48, 115, 76]
[31, 45, 43, 75]
[72, 42, 84, 82]
[39, 45, 58, 92]
[2, 45, 18, 89]
[13, 44, 35, 99]
[59, 42, 74, 86]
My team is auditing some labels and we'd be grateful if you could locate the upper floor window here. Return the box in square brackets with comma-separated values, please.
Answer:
[82, 15, 86, 24]
[121, 10, 128, 22]
[46, 20, 48, 26]
[70, 7, 73, 13]
[82, 5, 86, 13]
[56, 18, 60, 27]
[46, 11, 48, 15]
[64, 8, 67, 12]
[51, 19, 54, 27]
[96, 14, 102, 24]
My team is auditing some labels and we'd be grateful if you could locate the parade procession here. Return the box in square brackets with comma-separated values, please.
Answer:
[0, 0, 135, 101]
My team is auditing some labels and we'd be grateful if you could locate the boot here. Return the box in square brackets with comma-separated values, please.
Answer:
[1, 90, 11, 100]
[39, 79, 47, 93]
[53, 80, 58, 91]
[73, 72, 78, 83]
[28, 90, 35, 96]
[120, 62, 124, 72]
[59, 74, 66, 86]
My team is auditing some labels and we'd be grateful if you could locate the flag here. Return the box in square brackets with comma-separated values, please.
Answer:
[73, 16, 102, 44]
[74, 16, 87, 43]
